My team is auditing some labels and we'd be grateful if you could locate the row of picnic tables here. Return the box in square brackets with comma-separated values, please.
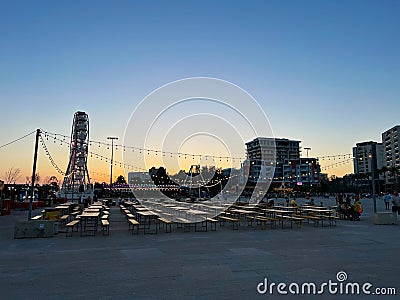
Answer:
[122, 200, 337, 232]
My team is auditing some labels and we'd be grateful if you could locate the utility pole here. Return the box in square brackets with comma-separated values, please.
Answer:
[28, 129, 40, 220]
[370, 147, 377, 213]
[107, 137, 118, 190]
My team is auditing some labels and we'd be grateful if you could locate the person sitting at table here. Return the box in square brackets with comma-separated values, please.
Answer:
[351, 198, 362, 221]
[338, 203, 351, 219]
[291, 198, 298, 207]
[310, 198, 315, 205]
[267, 199, 275, 208]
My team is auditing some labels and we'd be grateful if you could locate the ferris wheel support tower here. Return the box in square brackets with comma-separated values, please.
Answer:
[61, 111, 92, 200]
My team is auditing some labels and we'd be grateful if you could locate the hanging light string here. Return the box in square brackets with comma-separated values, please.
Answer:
[0, 130, 36, 149]
[317, 154, 353, 161]
[41, 130, 242, 163]
[41, 129, 353, 166]
[39, 135, 68, 176]
[39, 130, 290, 186]
[320, 158, 353, 171]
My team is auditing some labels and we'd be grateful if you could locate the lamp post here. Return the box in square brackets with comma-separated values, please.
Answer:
[369, 149, 377, 213]
[304, 147, 311, 192]
[107, 137, 118, 190]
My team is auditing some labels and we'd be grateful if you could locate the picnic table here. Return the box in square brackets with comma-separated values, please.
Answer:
[136, 210, 159, 234]
[79, 211, 100, 236]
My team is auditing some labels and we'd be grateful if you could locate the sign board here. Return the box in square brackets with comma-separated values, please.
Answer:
[297, 182, 303, 186]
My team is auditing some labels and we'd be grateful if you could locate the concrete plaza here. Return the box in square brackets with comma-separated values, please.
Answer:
[0, 197, 398, 299]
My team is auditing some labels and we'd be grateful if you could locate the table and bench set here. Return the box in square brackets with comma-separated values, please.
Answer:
[118, 200, 340, 235]
[29, 199, 340, 237]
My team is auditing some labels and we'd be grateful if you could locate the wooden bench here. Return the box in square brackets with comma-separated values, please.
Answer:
[301, 215, 322, 227]
[60, 214, 70, 225]
[218, 216, 239, 230]
[65, 220, 80, 237]
[289, 216, 304, 228]
[101, 214, 109, 220]
[158, 217, 173, 233]
[253, 215, 278, 229]
[126, 213, 135, 222]
[205, 217, 218, 231]
[128, 219, 140, 235]
[193, 217, 217, 233]
[324, 215, 339, 226]
[176, 217, 192, 232]
[101, 220, 110, 235]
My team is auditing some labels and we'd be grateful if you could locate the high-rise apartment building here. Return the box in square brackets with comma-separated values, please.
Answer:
[352, 141, 385, 175]
[382, 125, 400, 189]
[382, 125, 400, 169]
[245, 137, 320, 187]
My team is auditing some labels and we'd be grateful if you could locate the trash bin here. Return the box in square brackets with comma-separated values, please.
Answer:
[44, 208, 60, 221]
[53, 222, 59, 234]
[2, 199, 12, 215]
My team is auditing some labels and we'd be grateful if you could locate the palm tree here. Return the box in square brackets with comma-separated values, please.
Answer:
[378, 166, 389, 193]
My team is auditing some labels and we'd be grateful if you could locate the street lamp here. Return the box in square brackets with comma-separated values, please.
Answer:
[369, 150, 377, 213]
[304, 147, 311, 191]
[107, 137, 118, 189]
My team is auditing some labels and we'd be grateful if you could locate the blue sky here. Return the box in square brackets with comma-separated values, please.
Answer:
[0, 0, 399, 181]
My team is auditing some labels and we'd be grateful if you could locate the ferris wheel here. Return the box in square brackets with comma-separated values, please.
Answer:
[61, 111, 91, 198]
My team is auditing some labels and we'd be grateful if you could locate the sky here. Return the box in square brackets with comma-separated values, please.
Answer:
[0, 0, 399, 183]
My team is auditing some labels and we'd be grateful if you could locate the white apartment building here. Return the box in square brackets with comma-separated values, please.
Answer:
[245, 137, 320, 186]
[382, 125, 400, 169]
[352, 141, 385, 175]
[382, 125, 400, 189]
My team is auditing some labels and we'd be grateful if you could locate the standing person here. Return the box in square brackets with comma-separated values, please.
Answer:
[345, 194, 351, 205]
[352, 198, 363, 221]
[392, 191, 400, 214]
[383, 193, 391, 211]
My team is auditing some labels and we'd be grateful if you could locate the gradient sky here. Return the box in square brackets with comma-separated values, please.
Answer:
[0, 0, 399, 183]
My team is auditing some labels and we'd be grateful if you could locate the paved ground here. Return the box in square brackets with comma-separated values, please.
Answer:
[0, 197, 398, 299]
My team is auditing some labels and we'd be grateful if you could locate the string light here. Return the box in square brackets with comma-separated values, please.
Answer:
[40, 129, 354, 175]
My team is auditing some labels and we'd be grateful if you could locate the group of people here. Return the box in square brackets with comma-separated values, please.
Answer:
[383, 191, 400, 214]
[336, 193, 363, 221]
